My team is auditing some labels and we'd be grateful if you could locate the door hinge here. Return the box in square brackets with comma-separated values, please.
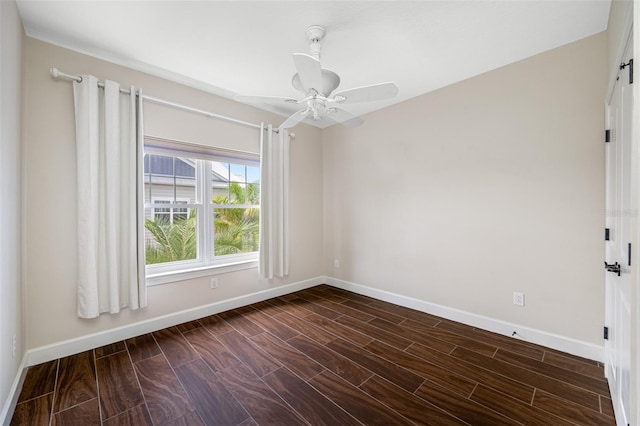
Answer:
[605, 228, 610, 241]
[605, 129, 610, 143]
[604, 326, 609, 340]
[620, 59, 633, 84]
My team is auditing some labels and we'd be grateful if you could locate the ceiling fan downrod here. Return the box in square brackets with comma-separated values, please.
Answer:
[305, 25, 325, 60]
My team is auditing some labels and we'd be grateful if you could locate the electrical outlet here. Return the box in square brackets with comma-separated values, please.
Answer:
[334, 259, 340, 268]
[513, 292, 525, 307]
[210, 278, 219, 289]
[12, 335, 16, 359]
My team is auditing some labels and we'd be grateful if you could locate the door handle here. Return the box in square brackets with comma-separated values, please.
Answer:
[604, 261, 621, 276]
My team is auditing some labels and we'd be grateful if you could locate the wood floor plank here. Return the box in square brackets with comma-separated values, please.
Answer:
[216, 361, 308, 426]
[273, 311, 337, 345]
[152, 326, 199, 368]
[364, 340, 477, 398]
[250, 332, 325, 381]
[334, 315, 413, 350]
[367, 299, 442, 326]
[10, 393, 52, 426]
[272, 297, 316, 318]
[494, 348, 610, 395]
[451, 346, 601, 411]
[134, 354, 193, 425]
[262, 367, 361, 426]
[53, 350, 98, 413]
[470, 384, 574, 426]
[532, 389, 616, 425]
[601, 395, 615, 418]
[309, 370, 414, 425]
[326, 338, 425, 393]
[95, 351, 144, 420]
[216, 329, 281, 377]
[17, 360, 58, 403]
[542, 350, 606, 380]
[435, 321, 545, 361]
[302, 313, 374, 346]
[219, 310, 266, 337]
[102, 404, 153, 426]
[125, 333, 161, 363]
[182, 326, 243, 372]
[164, 411, 205, 426]
[174, 359, 250, 426]
[311, 298, 376, 322]
[404, 342, 535, 403]
[52, 398, 101, 426]
[287, 334, 372, 386]
[303, 286, 349, 303]
[319, 286, 377, 305]
[415, 381, 518, 426]
[198, 314, 235, 335]
[359, 375, 467, 426]
[234, 306, 299, 340]
[175, 320, 202, 334]
[341, 300, 405, 324]
[249, 300, 285, 316]
[399, 318, 498, 357]
[289, 296, 342, 320]
[368, 317, 457, 354]
[95, 341, 126, 359]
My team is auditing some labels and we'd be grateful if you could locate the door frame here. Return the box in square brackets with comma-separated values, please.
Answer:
[605, 4, 638, 425]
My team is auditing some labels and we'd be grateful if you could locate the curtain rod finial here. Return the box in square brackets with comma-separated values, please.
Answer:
[50, 67, 60, 78]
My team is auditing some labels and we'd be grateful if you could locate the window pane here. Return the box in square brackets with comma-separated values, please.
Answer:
[144, 154, 197, 203]
[247, 166, 260, 184]
[144, 207, 198, 265]
[230, 163, 246, 181]
[213, 207, 259, 256]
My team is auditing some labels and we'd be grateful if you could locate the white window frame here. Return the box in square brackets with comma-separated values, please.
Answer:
[144, 142, 260, 286]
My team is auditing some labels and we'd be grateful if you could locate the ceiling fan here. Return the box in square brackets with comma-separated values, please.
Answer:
[235, 25, 399, 129]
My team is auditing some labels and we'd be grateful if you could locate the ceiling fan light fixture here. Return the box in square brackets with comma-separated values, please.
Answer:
[291, 69, 340, 97]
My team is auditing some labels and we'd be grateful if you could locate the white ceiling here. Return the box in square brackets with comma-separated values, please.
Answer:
[16, 1, 611, 128]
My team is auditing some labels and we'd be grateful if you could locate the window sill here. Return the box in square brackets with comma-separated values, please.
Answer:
[146, 259, 258, 286]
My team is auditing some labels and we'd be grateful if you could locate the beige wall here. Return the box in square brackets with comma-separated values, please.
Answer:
[23, 38, 323, 349]
[0, 0, 24, 418]
[323, 32, 607, 345]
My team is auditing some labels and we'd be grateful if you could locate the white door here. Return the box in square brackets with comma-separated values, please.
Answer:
[605, 36, 633, 426]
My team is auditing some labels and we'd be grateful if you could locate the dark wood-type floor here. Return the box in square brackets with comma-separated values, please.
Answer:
[11, 284, 615, 425]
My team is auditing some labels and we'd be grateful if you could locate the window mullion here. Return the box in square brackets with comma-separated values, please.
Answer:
[202, 161, 213, 264]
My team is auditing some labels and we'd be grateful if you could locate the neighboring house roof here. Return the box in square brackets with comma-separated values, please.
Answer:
[144, 154, 244, 183]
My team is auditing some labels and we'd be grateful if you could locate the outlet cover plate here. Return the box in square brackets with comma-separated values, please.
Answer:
[513, 292, 524, 307]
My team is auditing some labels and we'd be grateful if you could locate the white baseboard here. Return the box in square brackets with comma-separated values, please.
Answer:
[324, 276, 604, 362]
[26, 276, 324, 366]
[0, 354, 28, 426]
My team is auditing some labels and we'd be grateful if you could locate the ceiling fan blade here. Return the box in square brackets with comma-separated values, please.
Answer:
[325, 107, 364, 128]
[280, 108, 309, 129]
[292, 53, 322, 93]
[332, 82, 399, 104]
[234, 95, 299, 105]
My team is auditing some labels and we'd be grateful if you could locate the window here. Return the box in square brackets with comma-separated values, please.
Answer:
[143, 141, 260, 283]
